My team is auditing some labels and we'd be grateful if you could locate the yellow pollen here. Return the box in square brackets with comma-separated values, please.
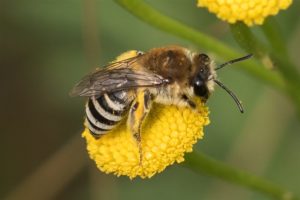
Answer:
[197, 0, 293, 26]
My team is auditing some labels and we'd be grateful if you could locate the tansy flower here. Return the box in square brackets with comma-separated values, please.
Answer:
[82, 99, 209, 179]
[197, 0, 293, 26]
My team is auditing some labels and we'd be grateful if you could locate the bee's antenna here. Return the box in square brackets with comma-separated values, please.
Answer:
[214, 79, 244, 113]
[215, 54, 253, 71]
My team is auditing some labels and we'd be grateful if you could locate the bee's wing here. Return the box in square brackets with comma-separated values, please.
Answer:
[70, 57, 168, 97]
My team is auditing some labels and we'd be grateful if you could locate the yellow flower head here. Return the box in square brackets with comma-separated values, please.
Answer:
[82, 100, 209, 179]
[81, 51, 210, 179]
[197, 0, 293, 26]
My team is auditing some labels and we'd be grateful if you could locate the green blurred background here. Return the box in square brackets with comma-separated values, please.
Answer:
[1, 0, 300, 199]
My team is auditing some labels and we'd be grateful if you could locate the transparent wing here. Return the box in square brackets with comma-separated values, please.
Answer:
[70, 56, 169, 97]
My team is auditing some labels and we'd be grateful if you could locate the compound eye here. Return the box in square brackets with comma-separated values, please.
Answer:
[193, 77, 209, 97]
[198, 53, 210, 63]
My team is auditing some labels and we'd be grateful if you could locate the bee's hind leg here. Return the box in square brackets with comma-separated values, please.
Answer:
[127, 89, 152, 166]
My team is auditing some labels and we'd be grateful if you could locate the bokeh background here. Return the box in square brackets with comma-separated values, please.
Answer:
[1, 0, 300, 199]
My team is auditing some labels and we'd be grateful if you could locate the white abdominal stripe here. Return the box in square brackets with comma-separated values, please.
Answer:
[85, 92, 129, 136]
[92, 96, 122, 122]
[104, 93, 125, 111]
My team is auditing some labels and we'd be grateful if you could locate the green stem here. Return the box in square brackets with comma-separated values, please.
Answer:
[184, 152, 299, 200]
[261, 18, 300, 113]
[230, 22, 268, 59]
[231, 22, 300, 116]
[261, 18, 289, 57]
[230, 22, 275, 70]
[271, 55, 300, 117]
[114, 0, 285, 92]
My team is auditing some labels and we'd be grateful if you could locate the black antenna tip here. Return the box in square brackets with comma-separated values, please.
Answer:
[214, 79, 245, 113]
[216, 54, 253, 71]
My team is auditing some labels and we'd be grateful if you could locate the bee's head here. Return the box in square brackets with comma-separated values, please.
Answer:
[192, 53, 216, 99]
[191, 52, 253, 113]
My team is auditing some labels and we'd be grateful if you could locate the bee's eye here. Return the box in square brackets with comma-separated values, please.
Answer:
[198, 53, 210, 62]
[193, 76, 208, 98]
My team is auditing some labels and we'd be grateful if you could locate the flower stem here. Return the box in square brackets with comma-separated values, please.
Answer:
[230, 22, 300, 116]
[114, 0, 285, 92]
[261, 18, 288, 58]
[184, 152, 299, 200]
[230, 22, 268, 59]
[230, 22, 274, 69]
[261, 18, 300, 115]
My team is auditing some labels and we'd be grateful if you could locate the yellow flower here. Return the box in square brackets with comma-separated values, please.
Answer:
[197, 0, 293, 26]
[82, 100, 209, 179]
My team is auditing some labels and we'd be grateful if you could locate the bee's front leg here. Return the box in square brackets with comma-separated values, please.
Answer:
[128, 89, 152, 165]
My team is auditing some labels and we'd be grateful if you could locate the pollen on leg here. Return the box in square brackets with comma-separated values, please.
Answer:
[133, 132, 143, 166]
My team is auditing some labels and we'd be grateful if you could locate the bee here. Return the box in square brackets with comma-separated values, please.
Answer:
[70, 46, 252, 163]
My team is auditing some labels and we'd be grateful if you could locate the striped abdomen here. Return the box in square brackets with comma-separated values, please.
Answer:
[85, 91, 132, 137]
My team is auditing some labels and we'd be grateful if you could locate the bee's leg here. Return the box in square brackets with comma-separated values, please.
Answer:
[128, 90, 152, 165]
[181, 94, 196, 109]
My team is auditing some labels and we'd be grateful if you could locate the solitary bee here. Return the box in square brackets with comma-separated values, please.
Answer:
[70, 46, 252, 163]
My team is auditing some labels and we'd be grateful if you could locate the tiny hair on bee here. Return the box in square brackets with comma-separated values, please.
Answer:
[70, 46, 252, 164]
